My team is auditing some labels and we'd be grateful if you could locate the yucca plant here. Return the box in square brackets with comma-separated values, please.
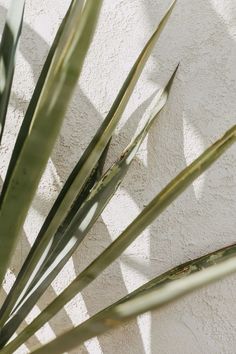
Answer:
[0, 0, 235, 353]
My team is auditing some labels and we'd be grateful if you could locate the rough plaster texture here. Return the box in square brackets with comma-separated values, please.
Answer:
[0, 0, 236, 353]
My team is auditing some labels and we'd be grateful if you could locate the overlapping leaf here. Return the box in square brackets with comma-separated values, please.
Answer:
[0, 0, 101, 290]
[0, 0, 79, 197]
[1, 1, 234, 353]
[0, 0, 25, 144]
[0, 0, 177, 338]
[30, 243, 236, 354]
[5, 124, 236, 352]
[0, 66, 178, 347]
[0, 0, 86, 327]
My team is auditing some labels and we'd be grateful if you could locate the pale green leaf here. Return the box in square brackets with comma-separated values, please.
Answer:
[6, 124, 236, 352]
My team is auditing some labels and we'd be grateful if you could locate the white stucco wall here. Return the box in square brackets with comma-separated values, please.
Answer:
[0, 0, 236, 353]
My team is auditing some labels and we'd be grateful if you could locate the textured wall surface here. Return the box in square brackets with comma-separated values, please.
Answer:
[0, 0, 236, 353]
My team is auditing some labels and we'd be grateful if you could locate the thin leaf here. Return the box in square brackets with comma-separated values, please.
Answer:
[0, 140, 110, 345]
[4, 242, 236, 354]
[0, 0, 102, 285]
[0, 0, 177, 331]
[114, 243, 236, 306]
[29, 244, 236, 354]
[0, 0, 80, 197]
[28, 67, 177, 287]
[0, 0, 84, 328]
[6, 124, 236, 351]
[45, 139, 111, 259]
[26, 68, 176, 298]
[0, 0, 25, 144]
[31, 81, 173, 281]
[0, 66, 178, 346]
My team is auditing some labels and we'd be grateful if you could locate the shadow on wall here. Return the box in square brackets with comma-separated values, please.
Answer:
[1, 0, 236, 353]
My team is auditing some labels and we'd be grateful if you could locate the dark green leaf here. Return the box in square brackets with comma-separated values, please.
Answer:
[0, 0, 83, 329]
[0, 66, 177, 346]
[0, 0, 25, 144]
[29, 243, 236, 354]
[0, 0, 177, 335]
[0, 0, 102, 289]
[5, 123, 236, 352]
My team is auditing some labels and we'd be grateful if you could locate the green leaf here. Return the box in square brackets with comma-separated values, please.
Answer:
[0, 0, 84, 329]
[0, 0, 177, 333]
[0, 0, 79, 198]
[0, 67, 177, 346]
[0, 141, 111, 346]
[113, 244, 236, 308]
[0, 0, 25, 144]
[30, 66, 177, 284]
[6, 124, 236, 352]
[0, 0, 102, 285]
[29, 243, 236, 354]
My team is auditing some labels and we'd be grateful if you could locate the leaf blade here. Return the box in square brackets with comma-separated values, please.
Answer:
[0, 0, 83, 328]
[0, 0, 102, 285]
[6, 124, 236, 351]
[30, 244, 236, 354]
[0, 0, 177, 331]
[0, 0, 80, 198]
[0, 66, 177, 345]
[0, 0, 25, 144]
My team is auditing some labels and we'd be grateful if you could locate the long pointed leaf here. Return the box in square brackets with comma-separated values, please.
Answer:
[30, 244, 236, 354]
[28, 67, 178, 289]
[0, 137, 109, 328]
[6, 124, 236, 350]
[0, 0, 80, 198]
[4, 242, 236, 353]
[0, 0, 25, 144]
[0, 0, 84, 328]
[43, 140, 111, 262]
[104, 243, 236, 307]
[0, 66, 178, 346]
[0, 0, 102, 285]
[0, 0, 176, 330]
